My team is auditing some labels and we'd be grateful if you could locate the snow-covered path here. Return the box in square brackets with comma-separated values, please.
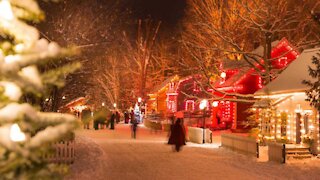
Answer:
[65, 124, 320, 180]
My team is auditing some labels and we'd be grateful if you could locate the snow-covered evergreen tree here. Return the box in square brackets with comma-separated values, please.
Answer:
[303, 51, 320, 154]
[0, 0, 79, 179]
[303, 52, 320, 112]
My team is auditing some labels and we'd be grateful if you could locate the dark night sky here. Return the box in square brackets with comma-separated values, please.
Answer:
[40, 0, 187, 43]
[131, 0, 186, 26]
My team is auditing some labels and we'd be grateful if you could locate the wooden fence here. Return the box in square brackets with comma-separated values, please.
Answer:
[47, 140, 75, 164]
[221, 133, 259, 158]
[268, 142, 285, 163]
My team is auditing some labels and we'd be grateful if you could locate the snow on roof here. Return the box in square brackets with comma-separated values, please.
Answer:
[222, 40, 280, 70]
[148, 75, 179, 94]
[255, 48, 320, 96]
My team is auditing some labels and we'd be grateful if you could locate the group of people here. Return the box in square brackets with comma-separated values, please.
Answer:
[82, 107, 186, 152]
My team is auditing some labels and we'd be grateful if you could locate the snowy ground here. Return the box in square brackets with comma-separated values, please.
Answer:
[65, 124, 320, 180]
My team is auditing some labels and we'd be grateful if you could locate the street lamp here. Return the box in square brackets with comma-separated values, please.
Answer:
[102, 102, 105, 107]
[113, 103, 117, 108]
[199, 99, 208, 144]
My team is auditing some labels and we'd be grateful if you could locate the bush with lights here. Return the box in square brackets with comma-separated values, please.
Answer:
[0, 0, 79, 179]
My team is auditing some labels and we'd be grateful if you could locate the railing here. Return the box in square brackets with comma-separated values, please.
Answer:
[47, 140, 75, 164]
[221, 133, 259, 158]
[268, 142, 286, 163]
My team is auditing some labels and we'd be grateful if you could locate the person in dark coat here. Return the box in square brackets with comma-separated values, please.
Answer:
[131, 117, 138, 139]
[124, 111, 130, 124]
[110, 112, 115, 130]
[130, 110, 135, 123]
[168, 118, 186, 152]
[115, 111, 120, 123]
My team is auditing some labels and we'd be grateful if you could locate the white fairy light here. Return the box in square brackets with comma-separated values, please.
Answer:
[220, 72, 226, 78]
[10, 123, 26, 142]
[199, 99, 208, 110]
[0, 0, 14, 20]
[212, 101, 218, 107]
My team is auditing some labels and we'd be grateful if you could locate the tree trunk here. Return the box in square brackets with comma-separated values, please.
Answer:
[264, 32, 272, 85]
[51, 86, 59, 112]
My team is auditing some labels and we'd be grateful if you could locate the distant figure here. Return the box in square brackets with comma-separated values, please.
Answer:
[110, 112, 115, 130]
[168, 118, 186, 152]
[124, 111, 130, 124]
[115, 111, 120, 123]
[130, 110, 135, 123]
[131, 117, 138, 139]
[81, 109, 92, 129]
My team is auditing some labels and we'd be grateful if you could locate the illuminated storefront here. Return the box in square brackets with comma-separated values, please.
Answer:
[255, 48, 320, 154]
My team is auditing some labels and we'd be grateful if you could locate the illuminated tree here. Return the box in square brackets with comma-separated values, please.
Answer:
[183, 0, 320, 86]
[38, 0, 125, 110]
[96, 51, 121, 109]
[122, 19, 161, 99]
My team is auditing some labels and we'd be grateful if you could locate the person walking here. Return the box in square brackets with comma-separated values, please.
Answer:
[115, 111, 120, 123]
[168, 118, 186, 152]
[110, 112, 115, 130]
[130, 110, 134, 123]
[124, 111, 130, 124]
[131, 117, 138, 139]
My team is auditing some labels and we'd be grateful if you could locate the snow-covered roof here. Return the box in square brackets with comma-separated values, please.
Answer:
[255, 48, 320, 96]
[222, 40, 279, 70]
[148, 75, 179, 94]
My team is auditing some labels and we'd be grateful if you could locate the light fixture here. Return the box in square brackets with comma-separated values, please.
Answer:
[220, 72, 226, 79]
[212, 101, 218, 107]
[0, 0, 14, 20]
[138, 97, 142, 103]
[199, 99, 208, 110]
[102, 102, 105, 107]
[113, 103, 117, 108]
[62, 96, 66, 100]
[199, 99, 208, 144]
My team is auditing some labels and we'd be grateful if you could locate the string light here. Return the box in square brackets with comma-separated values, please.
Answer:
[185, 100, 195, 111]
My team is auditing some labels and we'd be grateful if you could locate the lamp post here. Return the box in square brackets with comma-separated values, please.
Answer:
[199, 99, 208, 144]
[137, 97, 142, 123]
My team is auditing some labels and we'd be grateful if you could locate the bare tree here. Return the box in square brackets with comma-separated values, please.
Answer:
[38, 0, 126, 109]
[180, 0, 320, 101]
[122, 19, 161, 99]
[96, 53, 121, 109]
